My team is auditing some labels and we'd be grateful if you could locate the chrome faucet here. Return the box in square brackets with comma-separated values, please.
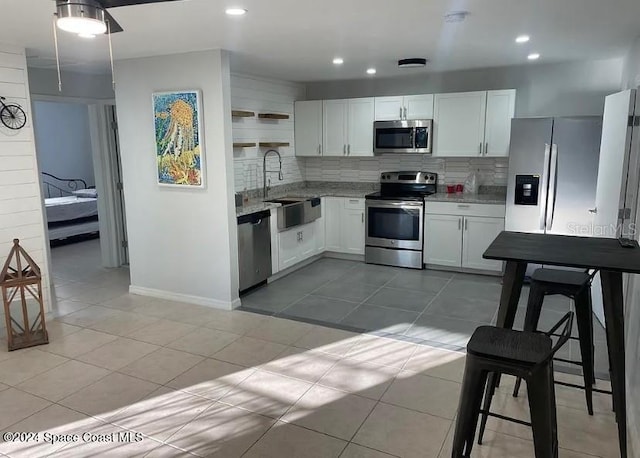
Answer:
[263, 149, 283, 198]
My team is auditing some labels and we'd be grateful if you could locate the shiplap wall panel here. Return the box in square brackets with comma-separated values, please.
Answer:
[0, 44, 50, 310]
[231, 74, 305, 192]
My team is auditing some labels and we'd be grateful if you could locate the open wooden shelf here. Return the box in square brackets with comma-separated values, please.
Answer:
[233, 142, 257, 148]
[232, 110, 255, 118]
[259, 142, 290, 148]
[258, 113, 290, 120]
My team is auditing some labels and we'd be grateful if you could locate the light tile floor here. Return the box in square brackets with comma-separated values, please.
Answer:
[0, 241, 619, 457]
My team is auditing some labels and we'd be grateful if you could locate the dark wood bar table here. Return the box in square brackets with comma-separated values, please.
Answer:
[483, 231, 640, 458]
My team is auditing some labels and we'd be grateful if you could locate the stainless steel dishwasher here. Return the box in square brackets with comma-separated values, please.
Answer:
[237, 210, 272, 293]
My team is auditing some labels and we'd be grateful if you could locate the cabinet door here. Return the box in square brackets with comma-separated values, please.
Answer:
[294, 100, 323, 157]
[424, 214, 463, 267]
[347, 98, 375, 157]
[341, 207, 365, 255]
[324, 198, 343, 252]
[433, 91, 487, 157]
[299, 223, 317, 260]
[278, 228, 301, 271]
[404, 94, 434, 120]
[374, 96, 404, 121]
[462, 216, 505, 271]
[323, 100, 348, 156]
[484, 90, 516, 157]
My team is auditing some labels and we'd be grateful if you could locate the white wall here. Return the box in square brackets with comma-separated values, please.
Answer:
[0, 44, 51, 311]
[622, 35, 640, 90]
[306, 58, 624, 117]
[114, 50, 239, 309]
[28, 67, 115, 101]
[231, 74, 305, 192]
[33, 101, 95, 188]
[621, 34, 640, 458]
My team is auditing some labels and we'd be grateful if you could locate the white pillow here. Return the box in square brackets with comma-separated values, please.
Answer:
[72, 189, 97, 198]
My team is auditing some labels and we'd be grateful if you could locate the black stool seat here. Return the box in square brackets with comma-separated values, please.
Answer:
[531, 268, 590, 287]
[468, 326, 552, 365]
[452, 313, 573, 458]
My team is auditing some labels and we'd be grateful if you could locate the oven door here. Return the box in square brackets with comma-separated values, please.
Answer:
[365, 200, 424, 250]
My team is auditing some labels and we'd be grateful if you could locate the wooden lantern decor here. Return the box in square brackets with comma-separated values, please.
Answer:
[1, 239, 48, 351]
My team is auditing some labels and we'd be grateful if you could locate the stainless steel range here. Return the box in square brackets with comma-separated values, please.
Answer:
[365, 171, 437, 269]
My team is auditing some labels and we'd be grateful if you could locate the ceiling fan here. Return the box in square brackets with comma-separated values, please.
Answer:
[50, 0, 182, 91]
[54, 0, 182, 35]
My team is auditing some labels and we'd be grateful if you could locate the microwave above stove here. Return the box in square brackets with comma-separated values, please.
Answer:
[374, 119, 432, 155]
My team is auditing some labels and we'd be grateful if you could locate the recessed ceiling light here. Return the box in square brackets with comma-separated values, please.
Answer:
[332, 57, 344, 65]
[515, 35, 530, 44]
[444, 11, 469, 23]
[366, 68, 377, 75]
[527, 53, 540, 60]
[225, 7, 247, 16]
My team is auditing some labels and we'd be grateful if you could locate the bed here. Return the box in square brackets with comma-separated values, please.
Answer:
[42, 172, 100, 244]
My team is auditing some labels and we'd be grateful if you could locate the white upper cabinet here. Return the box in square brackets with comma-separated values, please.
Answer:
[374, 94, 433, 121]
[433, 91, 488, 157]
[294, 100, 323, 157]
[484, 90, 516, 157]
[323, 98, 374, 157]
[374, 96, 404, 121]
[323, 99, 348, 156]
[404, 94, 434, 120]
[347, 98, 374, 156]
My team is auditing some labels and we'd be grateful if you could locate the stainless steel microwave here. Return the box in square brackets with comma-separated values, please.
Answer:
[374, 119, 433, 154]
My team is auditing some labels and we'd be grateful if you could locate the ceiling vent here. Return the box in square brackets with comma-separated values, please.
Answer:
[398, 58, 428, 69]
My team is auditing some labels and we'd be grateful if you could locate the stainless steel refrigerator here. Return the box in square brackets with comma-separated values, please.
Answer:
[505, 117, 603, 237]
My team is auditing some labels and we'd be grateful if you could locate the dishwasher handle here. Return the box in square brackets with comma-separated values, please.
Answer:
[237, 210, 271, 225]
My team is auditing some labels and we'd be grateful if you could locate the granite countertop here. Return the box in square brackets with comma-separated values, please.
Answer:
[236, 201, 281, 217]
[236, 187, 372, 216]
[237, 186, 506, 216]
[425, 192, 507, 204]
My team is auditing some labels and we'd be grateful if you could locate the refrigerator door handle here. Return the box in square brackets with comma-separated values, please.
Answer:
[539, 143, 552, 230]
[546, 143, 559, 230]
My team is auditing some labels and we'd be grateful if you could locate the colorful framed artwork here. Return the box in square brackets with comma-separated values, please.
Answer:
[152, 90, 205, 187]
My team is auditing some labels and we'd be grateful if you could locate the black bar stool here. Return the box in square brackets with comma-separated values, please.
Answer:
[512, 268, 598, 415]
[452, 312, 573, 458]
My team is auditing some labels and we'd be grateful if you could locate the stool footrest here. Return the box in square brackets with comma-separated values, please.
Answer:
[478, 409, 532, 428]
[555, 380, 586, 390]
[553, 357, 583, 366]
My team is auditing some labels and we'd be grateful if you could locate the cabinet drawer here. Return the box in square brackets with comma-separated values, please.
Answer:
[425, 202, 505, 218]
[344, 198, 365, 210]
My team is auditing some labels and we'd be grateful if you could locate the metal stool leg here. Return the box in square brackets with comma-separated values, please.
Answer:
[453, 357, 488, 457]
[527, 363, 559, 458]
[513, 284, 546, 397]
[478, 372, 498, 445]
[574, 287, 595, 415]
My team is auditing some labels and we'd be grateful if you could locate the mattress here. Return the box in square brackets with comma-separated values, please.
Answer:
[48, 220, 100, 240]
[45, 196, 98, 223]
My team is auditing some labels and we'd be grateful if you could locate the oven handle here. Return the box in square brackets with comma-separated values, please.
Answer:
[366, 200, 424, 210]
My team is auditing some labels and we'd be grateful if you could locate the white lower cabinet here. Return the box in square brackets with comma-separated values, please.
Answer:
[424, 203, 505, 272]
[461, 216, 504, 271]
[424, 214, 463, 267]
[277, 222, 317, 272]
[325, 197, 365, 255]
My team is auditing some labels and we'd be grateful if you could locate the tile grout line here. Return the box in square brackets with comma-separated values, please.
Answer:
[402, 272, 457, 337]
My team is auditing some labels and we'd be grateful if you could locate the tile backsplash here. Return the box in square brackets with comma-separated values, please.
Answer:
[303, 156, 509, 187]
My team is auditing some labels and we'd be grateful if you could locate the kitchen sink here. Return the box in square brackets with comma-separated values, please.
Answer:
[264, 196, 321, 231]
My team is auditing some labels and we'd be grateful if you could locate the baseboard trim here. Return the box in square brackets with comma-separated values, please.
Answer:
[129, 285, 239, 311]
[323, 252, 365, 262]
